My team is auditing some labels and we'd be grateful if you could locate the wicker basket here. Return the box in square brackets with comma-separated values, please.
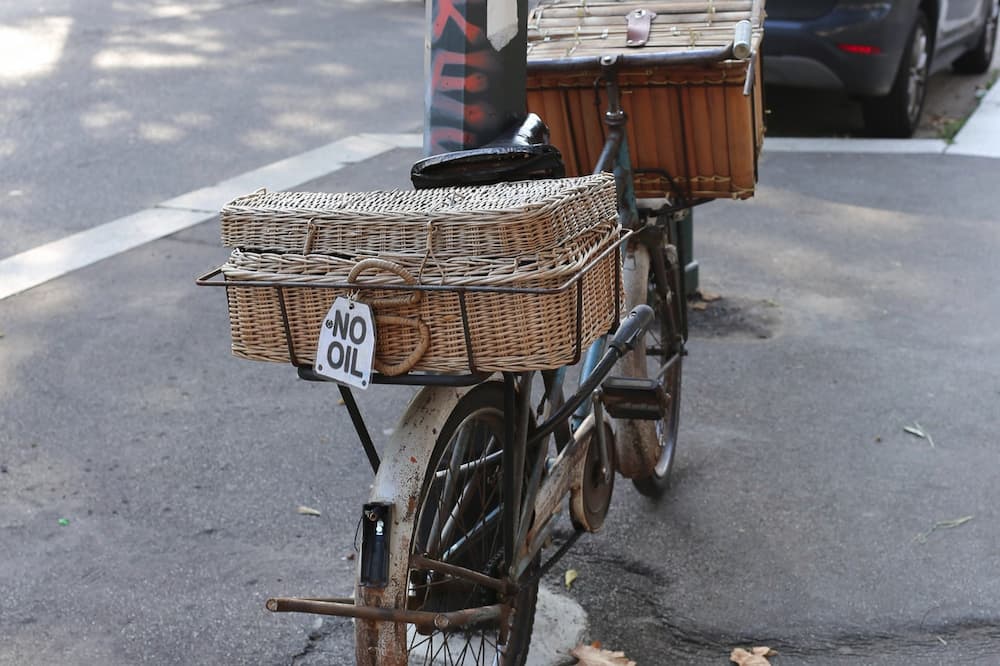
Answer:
[221, 173, 617, 257]
[212, 176, 624, 375]
[219, 223, 621, 374]
[526, 0, 765, 201]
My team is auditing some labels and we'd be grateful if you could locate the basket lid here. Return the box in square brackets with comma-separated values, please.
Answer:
[223, 173, 615, 220]
[220, 173, 618, 257]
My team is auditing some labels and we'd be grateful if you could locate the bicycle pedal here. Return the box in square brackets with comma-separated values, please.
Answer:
[600, 376, 667, 420]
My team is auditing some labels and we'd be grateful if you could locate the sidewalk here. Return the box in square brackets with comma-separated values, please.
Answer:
[949, 76, 1000, 157]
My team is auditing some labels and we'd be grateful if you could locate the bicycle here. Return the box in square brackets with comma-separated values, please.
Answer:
[198, 2, 762, 664]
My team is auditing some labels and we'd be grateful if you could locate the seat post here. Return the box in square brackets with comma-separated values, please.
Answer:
[425, 0, 529, 155]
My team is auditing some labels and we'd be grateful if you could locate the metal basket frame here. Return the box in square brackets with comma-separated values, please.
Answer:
[196, 231, 627, 385]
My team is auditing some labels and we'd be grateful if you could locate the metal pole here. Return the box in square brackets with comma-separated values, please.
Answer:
[425, 0, 528, 154]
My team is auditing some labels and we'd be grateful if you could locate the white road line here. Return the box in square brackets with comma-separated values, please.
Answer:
[5, 85, 1000, 303]
[0, 208, 210, 301]
[0, 132, 423, 302]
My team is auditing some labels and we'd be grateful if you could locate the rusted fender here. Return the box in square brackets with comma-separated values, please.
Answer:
[354, 385, 471, 666]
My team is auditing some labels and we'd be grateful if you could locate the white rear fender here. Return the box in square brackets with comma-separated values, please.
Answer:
[354, 384, 470, 665]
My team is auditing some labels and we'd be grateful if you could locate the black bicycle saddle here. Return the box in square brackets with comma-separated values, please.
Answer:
[410, 113, 565, 190]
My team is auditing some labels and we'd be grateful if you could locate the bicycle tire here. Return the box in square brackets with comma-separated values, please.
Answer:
[402, 381, 537, 665]
[615, 236, 684, 498]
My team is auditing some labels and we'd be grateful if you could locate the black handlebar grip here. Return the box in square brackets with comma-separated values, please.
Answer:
[608, 304, 654, 356]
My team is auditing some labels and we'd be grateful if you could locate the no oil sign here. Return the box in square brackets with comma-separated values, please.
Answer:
[314, 297, 375, 389]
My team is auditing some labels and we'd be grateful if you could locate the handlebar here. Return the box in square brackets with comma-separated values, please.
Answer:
[733, 20, 752, 60]
[529, 305, 653, 446]
[526, 43, 735, 75]
[608, 304, 653, 356]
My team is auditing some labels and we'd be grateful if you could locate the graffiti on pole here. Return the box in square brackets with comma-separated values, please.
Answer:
[426, 0, 525, 154]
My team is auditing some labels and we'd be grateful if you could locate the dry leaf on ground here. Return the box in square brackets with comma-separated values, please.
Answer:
[691, 301, 708, 311]
[914, 515, 974, 543]
[731, 646, 777, 666]
[697, 289, 723, 302]
[296, 505, 322, 516]
[564, 568, 578, 590]
[569, 644, 636, 666]
[903, 423, 935, 447]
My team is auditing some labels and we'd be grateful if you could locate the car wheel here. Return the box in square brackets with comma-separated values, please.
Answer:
[863, 10, 931, 138]
[953, 0, 998, 74]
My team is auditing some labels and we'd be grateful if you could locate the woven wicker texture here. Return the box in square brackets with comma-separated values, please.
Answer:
[526, 0, 765, 200]
[221, 223, 621, 373]
[218, 174, 624, 374]
[221, 173, 617, 257]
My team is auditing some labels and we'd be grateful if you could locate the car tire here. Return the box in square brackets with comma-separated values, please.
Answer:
[862, 10, 931, 138]
[953, 0, 998, 74]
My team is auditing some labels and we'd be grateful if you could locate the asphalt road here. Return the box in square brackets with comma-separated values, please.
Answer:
[3, 2, 1000, 666]
[0, 0, 424, 258]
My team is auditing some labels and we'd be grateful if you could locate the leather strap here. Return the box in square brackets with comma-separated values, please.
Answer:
[625, 8, 656, 48]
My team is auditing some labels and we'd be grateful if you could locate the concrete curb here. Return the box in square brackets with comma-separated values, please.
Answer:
[766, 76, 1000, 158]
[528, 585, 588, 666]
[949, 77, 1000, 157]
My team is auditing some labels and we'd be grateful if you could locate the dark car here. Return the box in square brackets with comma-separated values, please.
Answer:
[763, 0, 1000, 136]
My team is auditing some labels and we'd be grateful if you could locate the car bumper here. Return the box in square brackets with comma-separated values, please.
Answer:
[762, 4, 913, 97]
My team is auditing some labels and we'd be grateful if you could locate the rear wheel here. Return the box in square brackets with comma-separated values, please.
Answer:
[404, 382, 537, 665]
[953, 1, 998, 74]
[863, 11, 931, 137]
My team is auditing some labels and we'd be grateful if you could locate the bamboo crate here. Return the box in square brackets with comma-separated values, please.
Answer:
[527, 0, 765, 201]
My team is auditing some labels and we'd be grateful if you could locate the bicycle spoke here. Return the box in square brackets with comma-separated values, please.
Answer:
[442, 505, 501, 562]
[455, 637, 473, 665]
[398, 384, 537, 665]
[434, 449, 503, 481]
[437, 453, 503, 568]
[434, 490, 484, 567]
[427, 421, 475, 556]
[440, 432, 501, 549]
[430, 632, 450, 663]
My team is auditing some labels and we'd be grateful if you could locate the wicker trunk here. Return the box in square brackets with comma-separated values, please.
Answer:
[526, 0, 765, 201]
[214, 174, 624, 375]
